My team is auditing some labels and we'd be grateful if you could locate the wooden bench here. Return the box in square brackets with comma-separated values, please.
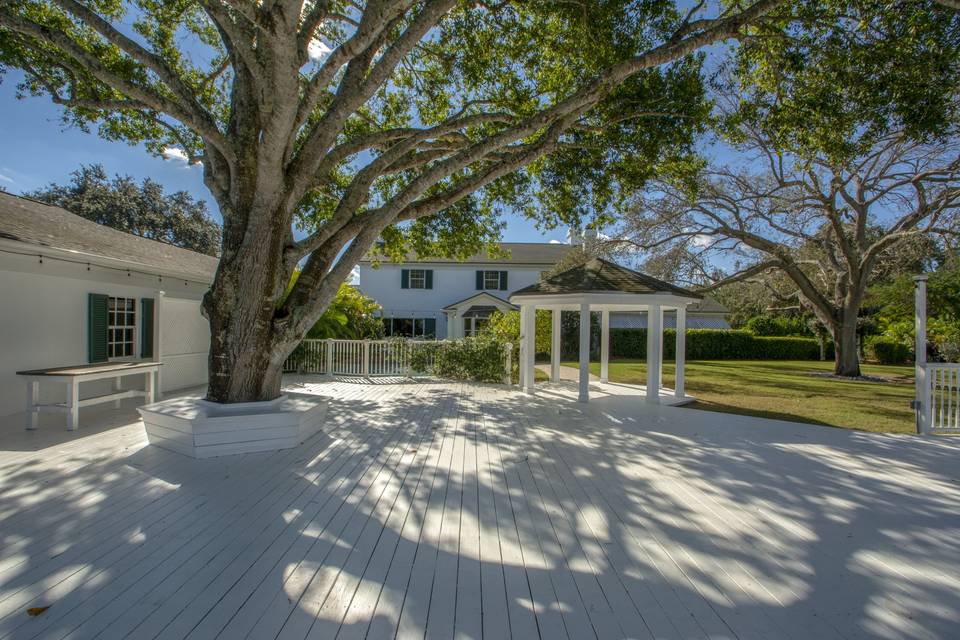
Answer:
[17, 362, 161, 431]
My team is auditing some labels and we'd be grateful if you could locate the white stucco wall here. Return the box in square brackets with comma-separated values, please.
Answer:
[0, 247, 209, 417]
[357, 263, 547, 338]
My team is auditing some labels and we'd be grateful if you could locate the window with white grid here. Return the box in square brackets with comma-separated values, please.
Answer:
[107, 297, 136, 358]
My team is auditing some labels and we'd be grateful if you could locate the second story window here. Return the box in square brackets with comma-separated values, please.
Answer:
[401, 268, 433, 289]
[409, 269, 426, 289]
[476, 270, 508, 291]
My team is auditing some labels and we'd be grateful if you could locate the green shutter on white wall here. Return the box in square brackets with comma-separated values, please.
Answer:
[476, 270, 483, 290]
[401, 269, 410, 289]
[88, 293, 108, 363]
[499, 271, 508, 290]
[425, 270, 433, 289]
[141, 298, 155, 358]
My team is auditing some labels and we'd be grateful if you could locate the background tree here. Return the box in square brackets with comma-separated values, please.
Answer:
[622, 130, 960, 376]
[0, 0, 787, 403]
[27, 164, 221, 255]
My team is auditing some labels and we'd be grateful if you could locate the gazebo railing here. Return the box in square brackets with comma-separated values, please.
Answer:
[924, 363, 960, 434]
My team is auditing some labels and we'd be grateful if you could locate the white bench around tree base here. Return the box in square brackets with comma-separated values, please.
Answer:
[138, 393, 329, 459]
[18, 361, 159, 431]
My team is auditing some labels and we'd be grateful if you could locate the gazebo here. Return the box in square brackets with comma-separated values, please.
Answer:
[509, 257, 702, 404]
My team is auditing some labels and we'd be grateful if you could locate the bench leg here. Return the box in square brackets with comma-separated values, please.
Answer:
[66, 379, 79, 431]
[146, 370, 156, 404]
[112, 376, 123, 408]
[25, 381, 38, 430]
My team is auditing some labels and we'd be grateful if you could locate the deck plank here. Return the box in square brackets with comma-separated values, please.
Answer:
[0, 379, 959, 640]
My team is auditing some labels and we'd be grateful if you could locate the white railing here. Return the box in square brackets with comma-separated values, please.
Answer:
[284, 339, 438, 377]
[925, 363, 960, 434]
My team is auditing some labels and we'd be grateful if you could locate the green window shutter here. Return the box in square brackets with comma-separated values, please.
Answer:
[476, 270, 483, 290]
[401, 269, 409, 289]
[425, 318, 436, 337]
[499, 271, 508, 290]
[425, 270, 433, 289]
[140, 298, 155, 358]
[88, 293, 108, 363]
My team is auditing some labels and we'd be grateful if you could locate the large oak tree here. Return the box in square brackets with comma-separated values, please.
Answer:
[0, 0, 789, 402]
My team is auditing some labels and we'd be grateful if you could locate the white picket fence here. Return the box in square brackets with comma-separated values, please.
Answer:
[284, 339, 438, 377]
[925, 363, 960, 434]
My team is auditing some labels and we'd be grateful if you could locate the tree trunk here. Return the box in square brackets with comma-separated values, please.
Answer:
[204, 290, 286, 403]
[201, 193, 294, 404]
[832, 321, 861, 377]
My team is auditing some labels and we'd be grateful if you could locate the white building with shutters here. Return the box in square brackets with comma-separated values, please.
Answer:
[357, 242, 731, 340]
[357, 243, 574, 339]
[0, 192, 213, 418]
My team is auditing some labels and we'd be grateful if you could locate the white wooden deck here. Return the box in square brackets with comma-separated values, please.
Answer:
[1, 377, 959, 639]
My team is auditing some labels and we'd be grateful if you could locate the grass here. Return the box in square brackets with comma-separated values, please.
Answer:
[561, 359, 916, 434]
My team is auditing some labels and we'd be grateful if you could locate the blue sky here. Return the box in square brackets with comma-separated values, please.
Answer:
[0, 72, 570, 245]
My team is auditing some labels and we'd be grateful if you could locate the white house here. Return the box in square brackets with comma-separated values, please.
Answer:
[357, 243, 572, 339]
[0, 192, 213, 418]
[357, 241, 730, 339]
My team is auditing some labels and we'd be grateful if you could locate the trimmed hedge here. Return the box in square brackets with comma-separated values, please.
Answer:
[409, 335, 508, 382]
[609, 328, 830, 360]
[867, 338, 912, 365]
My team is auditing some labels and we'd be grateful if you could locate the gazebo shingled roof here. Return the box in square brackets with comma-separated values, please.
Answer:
[510, 257, 702, 299]
[510, 256, 697, 405]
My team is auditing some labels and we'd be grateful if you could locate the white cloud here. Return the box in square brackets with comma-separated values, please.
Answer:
[161, 147, 190, 164]
[0, 173, 13, 184]
[691, 233, 714, 248]
[349, 267, 360, 284]
[548, 239, 563, 244]
[308, 39, 332, 61]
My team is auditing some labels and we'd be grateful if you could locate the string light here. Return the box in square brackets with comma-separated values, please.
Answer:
[0, 246, 209, 288]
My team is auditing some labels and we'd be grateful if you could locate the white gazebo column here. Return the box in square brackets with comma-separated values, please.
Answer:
[646, 302, 662, 403]
[578, 303, 591, 402]
[675, 305, 686, 399]
[522, 304, 537, 394]
[518, 305, 528, 389]
[551, 308, 561, 382]
[915, 275, 929, 434]
[600, 309, 610, 383]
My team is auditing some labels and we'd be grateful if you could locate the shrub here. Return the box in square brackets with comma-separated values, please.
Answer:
[609, 328, 827, 360]
[744, 314, 813, 337]
[868, 338, 912, 365]
[410, 336, 509, 382]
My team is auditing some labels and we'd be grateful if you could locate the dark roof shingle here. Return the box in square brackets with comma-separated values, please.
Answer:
[0, 192, 218, 282]
[510, 257, 702, 298]
[360, 242, 571, 266]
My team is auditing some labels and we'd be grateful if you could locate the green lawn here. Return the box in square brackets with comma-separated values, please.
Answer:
[562, 359, 916, 434]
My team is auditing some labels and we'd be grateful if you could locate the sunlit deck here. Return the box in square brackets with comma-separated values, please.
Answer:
[1, 377, 959, 639]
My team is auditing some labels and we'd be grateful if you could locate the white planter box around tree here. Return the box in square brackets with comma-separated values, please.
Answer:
[138, 393, 328, 458]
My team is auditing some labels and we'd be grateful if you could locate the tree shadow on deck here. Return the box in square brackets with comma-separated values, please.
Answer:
[0, 380, 958, 639]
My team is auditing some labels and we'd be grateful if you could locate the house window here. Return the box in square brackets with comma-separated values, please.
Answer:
[409, 269, 427, 289]
[463, 316, 489, 337]
[477, 270, 507, 291]
[107, 296, 136, 358]
[383, 317, 436, 338]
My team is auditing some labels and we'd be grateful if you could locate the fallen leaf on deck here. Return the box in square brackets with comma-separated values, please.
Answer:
[27, 607, 49, 617]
